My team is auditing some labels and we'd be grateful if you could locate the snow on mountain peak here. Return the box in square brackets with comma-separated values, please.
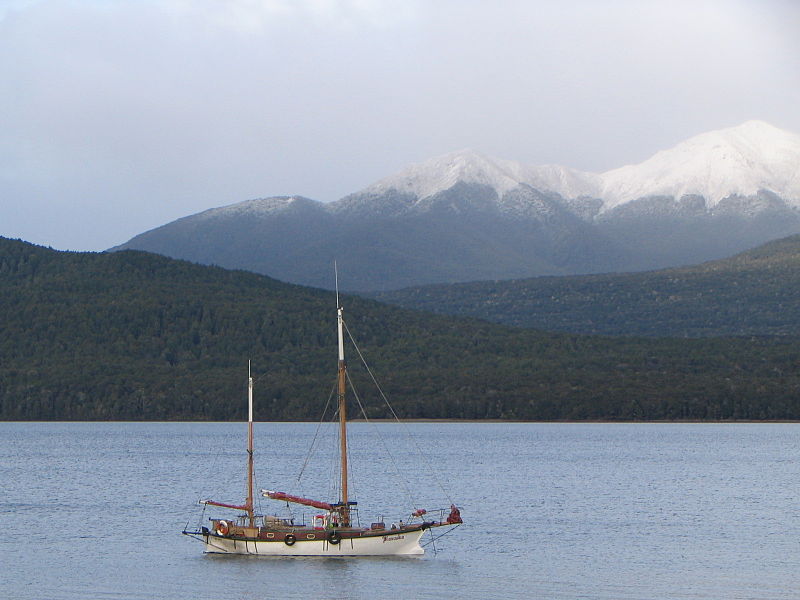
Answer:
[522, 164, 601, 200]
[197, 196, 310, 219]
[600, 120, 800, 209]
[364, 149, 527, 200]
[363, 149, 599, 202]
[357, 121, 799, 213]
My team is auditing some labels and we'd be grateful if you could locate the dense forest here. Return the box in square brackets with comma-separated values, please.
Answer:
[2, 236, 800, 421]
[370, 234, 800, 337]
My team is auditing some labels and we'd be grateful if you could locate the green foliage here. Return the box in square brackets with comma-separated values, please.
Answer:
[3, 236, 800, 421]
[371, 234, 800, 337]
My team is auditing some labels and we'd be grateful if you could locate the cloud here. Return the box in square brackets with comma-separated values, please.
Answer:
[161, 0, 420, 32]
[0, 0, 798, 251]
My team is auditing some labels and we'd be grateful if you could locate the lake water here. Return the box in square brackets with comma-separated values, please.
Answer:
[2, 422, 800, 599]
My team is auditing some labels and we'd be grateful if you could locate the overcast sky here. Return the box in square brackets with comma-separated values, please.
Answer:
[1, 0, 798, 251]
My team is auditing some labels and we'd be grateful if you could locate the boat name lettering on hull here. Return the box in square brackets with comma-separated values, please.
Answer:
[383, 535, 405, 543]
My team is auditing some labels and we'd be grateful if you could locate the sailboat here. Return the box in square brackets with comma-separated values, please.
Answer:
[182, 298, 462, 556]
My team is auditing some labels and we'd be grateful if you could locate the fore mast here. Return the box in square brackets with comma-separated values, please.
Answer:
[246, 360, 255, 528]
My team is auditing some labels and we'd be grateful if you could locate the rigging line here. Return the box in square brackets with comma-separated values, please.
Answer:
[251, 370, 269, 385]
[346, 369, 417, 511]
[421, 523, 461, 547]
[196, 426, 242, 507]
[296, 379, 338, 484]
[345, 423, 357, 508]
[195, 499, 208, 531]
[326, 406, 341, 504]
[251, 444, 266, 517]
[343, 319, 455, 505]
[426, 527, 437, 556]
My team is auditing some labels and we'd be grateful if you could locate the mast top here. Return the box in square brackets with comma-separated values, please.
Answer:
[335, 261, 345, 362]
[334, 260, 340, 309]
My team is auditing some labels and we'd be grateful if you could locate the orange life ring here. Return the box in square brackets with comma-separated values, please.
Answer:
[216, 520, 229, 536]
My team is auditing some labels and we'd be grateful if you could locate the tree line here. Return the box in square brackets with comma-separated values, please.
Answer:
[2, 237, 800, 421]
[370, 234, 800, 337]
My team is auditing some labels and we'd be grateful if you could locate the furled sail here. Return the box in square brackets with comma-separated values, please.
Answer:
[262, 490, 333, 511]
[201, 499, 249, 511]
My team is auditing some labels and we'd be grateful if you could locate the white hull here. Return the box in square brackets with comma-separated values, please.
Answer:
[202, 529, 426, 556]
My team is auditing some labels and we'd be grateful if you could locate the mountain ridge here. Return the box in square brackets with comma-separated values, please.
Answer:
[113, 121, 800, 291]
[369, 233, 800, 337]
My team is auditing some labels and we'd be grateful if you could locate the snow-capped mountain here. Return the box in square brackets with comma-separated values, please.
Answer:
[363, 150, 526, 200]
[194, 195, 323, 219]
[358, 120, 800, 212]
[360, 149, 600, 205]
[600, 120, 800, 209]
[113, 121, 800, 291]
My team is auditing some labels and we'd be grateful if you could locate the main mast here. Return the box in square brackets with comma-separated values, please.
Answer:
[335, 265, 350, 526]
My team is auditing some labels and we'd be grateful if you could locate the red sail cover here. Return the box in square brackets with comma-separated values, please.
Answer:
[264, 491, 333, 511]
[202, 500, 249, 511]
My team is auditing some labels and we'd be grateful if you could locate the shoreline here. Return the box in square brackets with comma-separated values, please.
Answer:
[4, 419, 800, 424]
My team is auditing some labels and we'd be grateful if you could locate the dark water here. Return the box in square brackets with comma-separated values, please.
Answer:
[2, 422, 800, 599]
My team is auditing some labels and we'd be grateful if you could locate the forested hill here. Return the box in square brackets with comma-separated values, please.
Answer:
[3, 236, 800, 421]
[370, 234, 800, 337]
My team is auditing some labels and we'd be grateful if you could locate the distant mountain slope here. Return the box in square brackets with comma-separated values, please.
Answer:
[112, 121, 800, 291]
[5, 236, 800, 421]
[113, 185, 626, 291]
[369, 234, 800, 337]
